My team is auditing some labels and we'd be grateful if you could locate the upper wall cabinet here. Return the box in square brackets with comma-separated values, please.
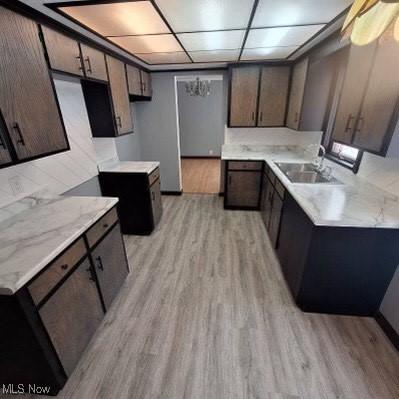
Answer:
[258, 66, 290, 127]
[331, 30, 399, 155]
[141, 71, 152, 97]
[126, 65, 142, 96]
[286, 58, 309, 130]
[80, 44, 108, 82]
[229, 65, 291, 128]
[41, 26, 84, 77]
[229, 66, 260, 127]
[105, 56, 133, 135]
[0, 7, 69, 162]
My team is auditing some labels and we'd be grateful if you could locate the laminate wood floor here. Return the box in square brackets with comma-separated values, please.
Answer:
[181, 158, 221, 194]
[31, 195, 398, 399]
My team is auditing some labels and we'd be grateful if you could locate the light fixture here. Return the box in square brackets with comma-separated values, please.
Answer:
[342, 0, 399, 45]
[185, 77, 211, 97]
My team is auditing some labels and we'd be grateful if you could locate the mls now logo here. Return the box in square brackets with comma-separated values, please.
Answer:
[2, 383, 51, 395]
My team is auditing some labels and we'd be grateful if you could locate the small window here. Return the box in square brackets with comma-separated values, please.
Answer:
[328, 142, 363, 172]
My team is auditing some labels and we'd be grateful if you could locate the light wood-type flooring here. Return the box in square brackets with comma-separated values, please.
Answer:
[32, 195, 398, 399]
[181, 158, 221, 194]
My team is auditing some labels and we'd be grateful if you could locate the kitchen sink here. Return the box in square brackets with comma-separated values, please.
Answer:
[275, 162, 343, 184]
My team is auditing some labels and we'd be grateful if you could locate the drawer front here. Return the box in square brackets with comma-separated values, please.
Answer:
[275, 178, 286, 199]
[86, 207, 118, 248]
[28, 238, 86, 306]
[149, 167, 160, 186]
[228, 161, 263, 171]
[267, 168, 276, 185]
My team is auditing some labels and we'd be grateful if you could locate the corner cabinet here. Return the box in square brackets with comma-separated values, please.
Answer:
[105, 56, 133, 135]
[332, 30, 399, 154]
[0, 206, 129, 394]
[224, 161, 263, 209]
[0, 6, 69, 163]
[286, 58, 309, 130]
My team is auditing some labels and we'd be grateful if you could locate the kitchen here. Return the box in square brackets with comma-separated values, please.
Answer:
[0, 0, 399, 398]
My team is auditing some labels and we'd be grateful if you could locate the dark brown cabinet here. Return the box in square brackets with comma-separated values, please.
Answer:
[91, 224, 129, 310]
[39, 258, 104, 376]
[224, 161, 262, 209]
[0, 122, 12, 166]
[286, 58, 309, 130]
[229, 66, 260, 126]
[150, 177, 163, 227]
[0, 7, 69, 162]
[258, 66, 290, 127]
[41, 26, 84, 77]
[80, 44, 108, 81]
[106, 56, 133, 135]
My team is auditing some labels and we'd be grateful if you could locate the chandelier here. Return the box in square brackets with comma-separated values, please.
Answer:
[341, 0, 399, 45]
[185, 77, 211, 97]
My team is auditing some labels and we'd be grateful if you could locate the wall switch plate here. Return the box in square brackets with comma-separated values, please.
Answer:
[9, 176, 24, 196]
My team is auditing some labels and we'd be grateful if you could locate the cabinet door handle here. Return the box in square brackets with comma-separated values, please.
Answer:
[84, 56, 92, 74]
[12, 123, 25, 145]
[251, 111, 255, 121]
[344, 114, 355, 132]
[61, 264, 68, 271]
[76, 55, 84, 72]
[96, 256, 104, 271]
[228, 175, 232, 185]
[86, 266, 96, 282]
[116, 116, 122, 128]
[355, 116, 364, 134]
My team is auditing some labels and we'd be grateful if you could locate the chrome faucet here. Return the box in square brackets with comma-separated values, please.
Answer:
[318, 145, 326, 171]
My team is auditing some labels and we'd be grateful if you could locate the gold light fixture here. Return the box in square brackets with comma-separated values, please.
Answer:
[342, 0, 399, 45]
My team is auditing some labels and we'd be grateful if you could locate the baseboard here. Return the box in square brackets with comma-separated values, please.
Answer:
[161, 190, 183, 196]
[375, 311, 399, 352]
[181, 156, 221, 159]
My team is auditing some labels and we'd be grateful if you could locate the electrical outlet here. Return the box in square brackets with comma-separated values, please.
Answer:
[9, 176, 24, 196]
[209, 150, 214, 155]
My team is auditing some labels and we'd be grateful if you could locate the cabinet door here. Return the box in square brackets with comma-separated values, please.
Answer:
[0, 8, 69, 161]
[91, 224, 129, 310]
[126, 65, 142, 95]
[0, 121, 12, 165]
[41, 26, 84, 76]
[80, 44, 108, 81]
[226, 170, 261, 208]
[261, 176, 274, 227]
[268, 192, 283, 248]
[258, 66, 290, 127]
[229, 67, 260, 127]
[286, 58, 308, 130]
[106, 56, 133, 135]
[330, 43, 376, 145]
[141, 71, 152, 97]
[150, 178, 163, 227]
[39, 258, 104, 376]
[352, 33, 399, 153]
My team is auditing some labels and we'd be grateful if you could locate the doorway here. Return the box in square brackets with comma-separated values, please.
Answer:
[176, 75, 225, 194]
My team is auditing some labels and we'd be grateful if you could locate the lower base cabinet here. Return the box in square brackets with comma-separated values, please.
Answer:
[0, 207, 129, 394]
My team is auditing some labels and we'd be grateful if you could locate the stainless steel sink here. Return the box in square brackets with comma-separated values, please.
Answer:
[275, 162, 343, 184]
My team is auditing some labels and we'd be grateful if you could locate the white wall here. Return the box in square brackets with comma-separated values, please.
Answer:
[0, 78, 99, 208]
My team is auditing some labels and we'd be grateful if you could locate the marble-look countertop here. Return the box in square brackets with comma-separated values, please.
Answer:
[222, 144, 399, 229]
[0, 194, 118, 295]
[98, 160, 159, 174]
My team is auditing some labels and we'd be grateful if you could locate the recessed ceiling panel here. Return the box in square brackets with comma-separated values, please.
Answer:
[109, 34, 182, 54]
[177, 30, 245, 51]
[189, 49, 240, 62]
[59, 1, 170, 36]
[241, 46, 298, 60]
[155, 0, 255, 31]
[252, 0, 353, 28]
[137, 52, 191, 64]
[245, 25, 324, 48]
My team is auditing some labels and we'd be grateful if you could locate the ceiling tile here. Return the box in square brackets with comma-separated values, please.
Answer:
[241, 46, 298, 60]
[155, 0, 255, 32]
[177, 30, 245, 51]
[245, 25, 324, 48]
[252, 0, 353, 28]
[109, 34, 182, 54]
[137, 52, 191, 64]
[189, 49, 240, 62]
[59, 1, 170, 36]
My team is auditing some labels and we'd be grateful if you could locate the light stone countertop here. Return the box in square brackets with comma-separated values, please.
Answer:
[0, 194, 118, 295]
[222, 144, 399, 229]
[98, 160, 160, 174]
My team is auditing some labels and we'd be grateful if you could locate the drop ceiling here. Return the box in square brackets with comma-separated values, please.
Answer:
[44, 0, 352, 67]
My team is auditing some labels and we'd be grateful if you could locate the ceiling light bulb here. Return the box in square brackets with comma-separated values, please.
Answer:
[351, 1, 399, 45]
